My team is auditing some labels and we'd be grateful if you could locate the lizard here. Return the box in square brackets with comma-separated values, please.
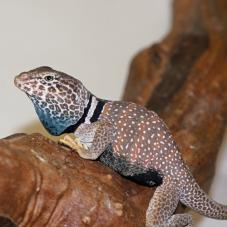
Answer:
[14, 66, 227, 227]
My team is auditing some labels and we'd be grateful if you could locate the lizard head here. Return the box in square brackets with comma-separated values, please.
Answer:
[15, 66, 90, 135]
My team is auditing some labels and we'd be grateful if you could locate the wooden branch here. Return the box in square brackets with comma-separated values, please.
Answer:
[0, 0, 227, 227]
[0, 134, 149, 227]
[123, 0, 227, 189]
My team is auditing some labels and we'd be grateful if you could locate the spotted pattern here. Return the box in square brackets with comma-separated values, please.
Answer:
[15, 67, 90, 135]
[180, 178, 227, 220]
[15, 67, 227, 227]
[146, 176, 192, 227]
[100, 101, 227, 224]
[75, 120, 114, 155]
[101, 101, 184, 175]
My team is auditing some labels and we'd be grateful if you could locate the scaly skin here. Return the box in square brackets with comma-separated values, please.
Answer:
[15, 66, 227, 227]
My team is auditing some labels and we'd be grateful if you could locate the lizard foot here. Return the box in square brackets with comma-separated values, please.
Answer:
[59, 135, 88, 151]
[59, 135, 98, 160]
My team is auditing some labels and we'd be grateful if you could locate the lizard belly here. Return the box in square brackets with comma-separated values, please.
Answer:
[99, 145, 163, 187]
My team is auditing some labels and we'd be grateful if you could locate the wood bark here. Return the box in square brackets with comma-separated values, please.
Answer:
[0, 0, 227, 226]
[123, 0, 227, 189]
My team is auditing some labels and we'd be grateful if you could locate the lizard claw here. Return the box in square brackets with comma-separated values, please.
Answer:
[74, 137, 83, 148]
[74, 137, 89, 150]
[59, 135, 88, 151]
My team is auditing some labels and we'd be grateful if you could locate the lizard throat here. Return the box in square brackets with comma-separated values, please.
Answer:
[63, 95, 106, 133]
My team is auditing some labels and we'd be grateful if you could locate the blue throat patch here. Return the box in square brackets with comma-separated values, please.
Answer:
[33, 104, 77, 136]
[30, 94, 105, 136]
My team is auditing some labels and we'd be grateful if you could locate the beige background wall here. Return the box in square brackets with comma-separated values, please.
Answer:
[0, 0, 171, 137]
[0, 1, 226, 226]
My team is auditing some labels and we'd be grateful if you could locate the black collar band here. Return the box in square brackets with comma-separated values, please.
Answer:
[63, 95, 107, 134]
[90, 98, 106, 123]
[63, 95, 93, 133]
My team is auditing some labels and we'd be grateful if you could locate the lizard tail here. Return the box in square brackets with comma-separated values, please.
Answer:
[179, 178, 227, 219]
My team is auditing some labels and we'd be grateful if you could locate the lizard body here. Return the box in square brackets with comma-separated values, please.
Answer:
[15, 66, 227, 227]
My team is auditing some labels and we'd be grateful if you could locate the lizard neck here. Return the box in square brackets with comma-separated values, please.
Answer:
[63, 94, 107, 133]
[84, 95, 105, 123]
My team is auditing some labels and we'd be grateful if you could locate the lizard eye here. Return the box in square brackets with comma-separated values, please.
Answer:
[44, 75, 54, 82]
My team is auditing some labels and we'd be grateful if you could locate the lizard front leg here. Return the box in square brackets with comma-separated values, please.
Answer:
[60, 135, 91, 158]
[60, 120, 114, 160]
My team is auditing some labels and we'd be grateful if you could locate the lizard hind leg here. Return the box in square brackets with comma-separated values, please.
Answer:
[146, 176, 192, 227]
